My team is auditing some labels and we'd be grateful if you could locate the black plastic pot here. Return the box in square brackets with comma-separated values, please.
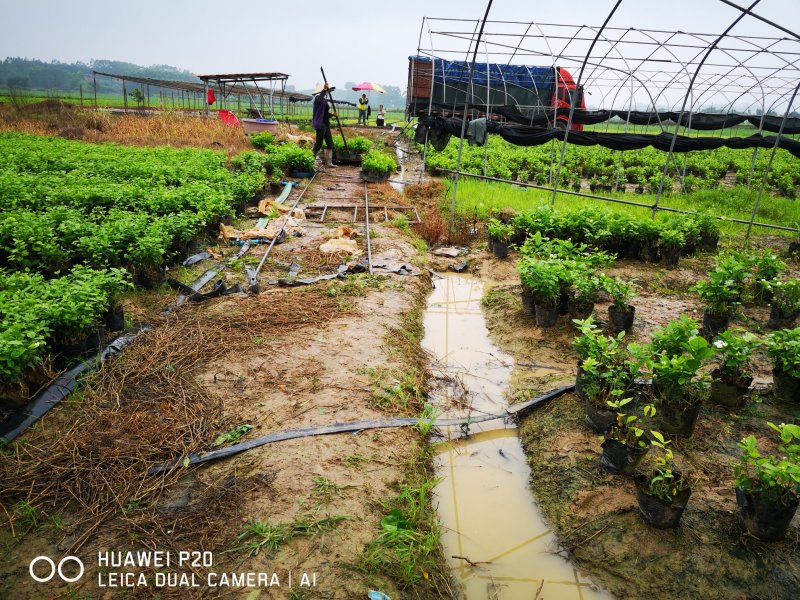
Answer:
[787, 241, 800, 258]
[635, 474, 692, 529]
[85, 325, 106, 351]
[568, 300, 594, 322]
[772, 368, 800, 403]
[658, 398, 702, 438]
[558, 290, 571, 316]
[492, 241, 509, 259]
[608, 304, 635, 334]
[104, 305, 125, 332]
[702, 311, 730, 337]
[766, 304, 799, 330]
[575, 363, 588, 401]
[600, 437, 649, 475]
[736, 488, 799, 542]
[52, 337, 87, 359]
[709, 368, 752, 409]
[639, 240, 660, 262]
[360, 169, 389, 182]
[535, 303, 560, 327]
[624, 240, 643, 260]
[585, 399, 617, 433]
[661, 246, 681, 267]
[521, 291, 535, 315]
[698, 232, 720, 253]
[333, 150, 362, 165]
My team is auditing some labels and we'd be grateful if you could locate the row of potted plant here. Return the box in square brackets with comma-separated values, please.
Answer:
[601, 396, 799, 540]
[515, 237, 637, 332]
[575, 318, 799, 538]
[692, 249, 800, 336]
[487, 205, 720, 264]
[575, 317, 800, 439]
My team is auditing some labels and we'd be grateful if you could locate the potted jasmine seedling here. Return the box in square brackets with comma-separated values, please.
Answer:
[487, 218, 515, 259]
[635, 430, 692, 529]
[764, 327, 800, 403]
[647, 317, 714, 437]
[694, 212, 720, 252]
[690, 268, 742, 337]
[568, 269, 603, 322]
[659, 228, 685, 267]
[517, 257, 564, 327]
[733, 422, 800, 541]
[360, 149, 397, 182]
[767, 279, 800, 330]
[603, 276, 637, 334]
[600, 398, 655, 475]
[709, 330, 760, 409]
[573, 317, 640, 432]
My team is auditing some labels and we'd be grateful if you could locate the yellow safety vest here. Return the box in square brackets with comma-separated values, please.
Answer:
[358, 99, 367, 110]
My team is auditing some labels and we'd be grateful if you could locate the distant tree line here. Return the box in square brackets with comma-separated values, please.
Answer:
[0, 57, 198, 94]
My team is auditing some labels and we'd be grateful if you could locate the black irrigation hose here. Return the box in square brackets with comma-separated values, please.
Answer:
[148, 384, 574, 474]
[0, 326, 152, 443]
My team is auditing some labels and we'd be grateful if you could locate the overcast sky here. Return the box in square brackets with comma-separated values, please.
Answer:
[2, 0, 798, 93]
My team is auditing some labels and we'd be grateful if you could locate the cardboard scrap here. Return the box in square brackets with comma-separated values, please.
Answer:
[219, 216, 303, 241]
[321, 226, 358, 241]
[320, 238, 360, 255]
[258, 198, 305, 219]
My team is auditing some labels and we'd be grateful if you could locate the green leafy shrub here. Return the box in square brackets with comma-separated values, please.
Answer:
[764, 327, 800, 377]
[0, 267, 132, 380]
[517, 258, 564, 306]
[712, 330, 760, 381]
[250, 131, 277, 150]
[361, 150, 397, 176]
[690, 269, 742, 316]
[486, 218, 514, 243]
[770, 279, 800, 314]
[573, 317, 639, 408]
[602, 276, 636, 310]
[733, 422, 800, 506]
[334, 136, 371, 154]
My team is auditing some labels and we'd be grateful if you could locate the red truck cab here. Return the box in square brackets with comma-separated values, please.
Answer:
[554, 67, 585, 131]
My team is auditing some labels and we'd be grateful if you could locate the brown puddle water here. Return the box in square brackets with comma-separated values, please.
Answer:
[422, 275, 612, 600]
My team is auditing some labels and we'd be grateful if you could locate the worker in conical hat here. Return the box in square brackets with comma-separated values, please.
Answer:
[312, 83, 337, 170]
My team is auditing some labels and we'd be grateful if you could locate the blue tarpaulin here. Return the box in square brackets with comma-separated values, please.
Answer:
[409, 56, 554, 92]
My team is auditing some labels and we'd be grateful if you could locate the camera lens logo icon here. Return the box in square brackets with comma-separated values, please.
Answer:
[29, 556, 84, 583]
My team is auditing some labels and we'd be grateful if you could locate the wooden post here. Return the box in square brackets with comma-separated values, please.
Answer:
[203, 80, 210, 117]
[93, 72, 98, 109]
[79, 84, 83, 107]
[122, 78, 128, 113]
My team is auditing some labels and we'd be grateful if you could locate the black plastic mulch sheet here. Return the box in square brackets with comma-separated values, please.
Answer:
[0, 327, 152, 442]
[418, 106, 800, 134]
[418, 116, 800, 159]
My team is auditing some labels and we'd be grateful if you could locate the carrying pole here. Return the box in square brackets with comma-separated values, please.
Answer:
[320, 67, 349, 152]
